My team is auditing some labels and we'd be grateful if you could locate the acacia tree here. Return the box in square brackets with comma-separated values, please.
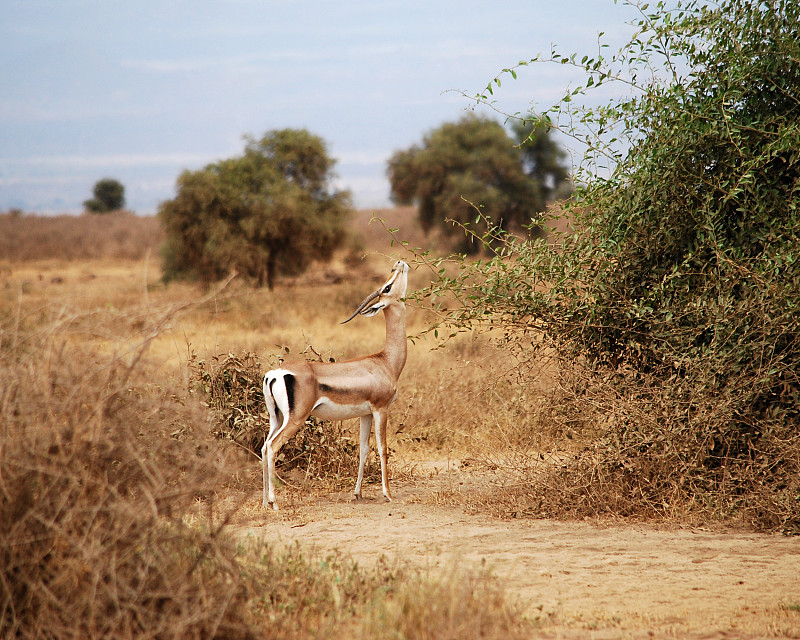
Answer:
[387, 114, 570, 251]
[158, 129, 351, 288]
[84, 178, 125, 213]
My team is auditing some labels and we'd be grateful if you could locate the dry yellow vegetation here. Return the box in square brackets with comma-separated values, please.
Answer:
[2, 210, 798, 639]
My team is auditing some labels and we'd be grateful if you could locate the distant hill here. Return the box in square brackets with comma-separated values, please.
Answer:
[0, 211, 163, 262]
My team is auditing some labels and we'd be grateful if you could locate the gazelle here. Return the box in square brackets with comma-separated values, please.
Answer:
[261, 260, 409, 510]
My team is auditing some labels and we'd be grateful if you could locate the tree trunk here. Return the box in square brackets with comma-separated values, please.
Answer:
[265, 252, 276, 290]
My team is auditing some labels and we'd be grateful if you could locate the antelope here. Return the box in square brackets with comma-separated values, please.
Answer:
[261, 260, 409, 510]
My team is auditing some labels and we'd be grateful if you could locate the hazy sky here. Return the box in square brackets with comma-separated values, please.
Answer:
[0, 1, 642, 214]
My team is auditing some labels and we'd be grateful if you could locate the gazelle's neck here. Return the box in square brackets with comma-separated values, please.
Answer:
[381, 303, 407, 377]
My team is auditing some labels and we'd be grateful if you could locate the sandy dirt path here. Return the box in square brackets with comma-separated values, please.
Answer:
[240, 467, 800, 638]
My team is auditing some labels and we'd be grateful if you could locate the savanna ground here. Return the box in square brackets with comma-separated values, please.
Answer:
[2, 209, 799, 639]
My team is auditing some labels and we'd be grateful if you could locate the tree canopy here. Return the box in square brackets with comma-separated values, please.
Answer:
[387, 114, 571, 251]
[158, 129, 351, 288]
[84, 178, 125, 213]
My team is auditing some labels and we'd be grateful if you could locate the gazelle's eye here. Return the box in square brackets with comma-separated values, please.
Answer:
[382, 284, 392, 294]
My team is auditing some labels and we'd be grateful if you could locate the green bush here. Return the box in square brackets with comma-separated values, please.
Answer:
[416, 0, 800, 531]
[84, 177, 126, 213]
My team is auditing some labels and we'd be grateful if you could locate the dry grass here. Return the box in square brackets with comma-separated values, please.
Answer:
[0, 210, 163, 262]
[358, 564, 531, 640]
[0, 211, 542, 638]
[0, 261, 536, 639]
[0, 286, 255, 637]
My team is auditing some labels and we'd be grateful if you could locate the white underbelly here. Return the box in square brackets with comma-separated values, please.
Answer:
[311, 397, 372, 420]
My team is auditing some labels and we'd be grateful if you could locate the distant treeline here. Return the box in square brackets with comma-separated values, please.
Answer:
[0, 207, 426, 265]
[0, 211, 163, 262]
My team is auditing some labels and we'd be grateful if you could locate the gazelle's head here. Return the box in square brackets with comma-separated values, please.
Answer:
[341, 260, 409, 323]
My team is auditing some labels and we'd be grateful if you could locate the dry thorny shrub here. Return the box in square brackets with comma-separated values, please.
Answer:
[458, 351, 800, 533]
[0, 327, 260, 638]
[189, 350, 381, 491]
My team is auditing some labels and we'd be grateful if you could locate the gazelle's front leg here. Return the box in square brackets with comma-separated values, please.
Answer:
[354, 414, 372, 499]
[373, 409, 393, 501]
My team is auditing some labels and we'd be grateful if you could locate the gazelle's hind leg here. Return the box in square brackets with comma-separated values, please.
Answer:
[373, 409, 393, 502]
[261, 439, 275, 509]
[262, 375, 281, 509]
[354, 414, 372, 499]
[262, 371, 304, 510]
[263, 416, 306, 510]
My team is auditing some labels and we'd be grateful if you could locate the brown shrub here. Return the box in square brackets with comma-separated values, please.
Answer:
[0, 327, 265, 637]
[455, 356, 800, 533]
[190, 350, 381, 491]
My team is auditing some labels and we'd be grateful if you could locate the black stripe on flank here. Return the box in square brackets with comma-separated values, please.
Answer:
[319, 382, 350, 395]
[284, 373, 296, 413]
